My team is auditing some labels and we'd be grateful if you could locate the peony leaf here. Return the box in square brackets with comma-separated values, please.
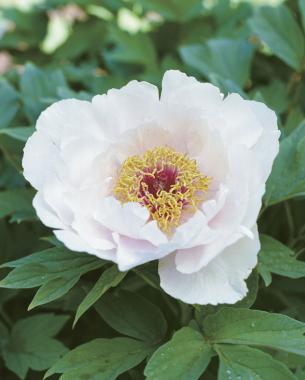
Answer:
[0, 188, 35, 220]
[20, 63, 67, 123]
[204, 308, 305, 356]
[136, 0, 204, 22]
[180, 38, 254, 88]
[104, 26, 157, 70]
[0, 79, 20, 129]
[265, 121, 305, 205]
[216, 344, 296, 380]
[1, 314, 68, 380]
[258, 235, 305, 286]
[144, 327, 212, 380]
[0, 127, 35, 142]
[73, 265, 126, 326]
[249, 5, 305, 71]
[0, 247, 105, 308]
[95, 289, 167, 344]
[28, 276, 80, 310]
[44, 337, 151, 380]
[299, 0, 305, 31]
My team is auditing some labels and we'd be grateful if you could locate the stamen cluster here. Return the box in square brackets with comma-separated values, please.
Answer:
[114, 146, 210, 232]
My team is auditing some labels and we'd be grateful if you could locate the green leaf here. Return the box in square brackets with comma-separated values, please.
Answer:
[0, 247, 105, 308]
[216, 344, 296, 380]
[265, 121, 305, 205]
[258, 235, 305, 286]
[0, 127, 35, 142]
[299, 0, 305, 31]
[29, 275, 80, 310]
[0, 188, 35, 220]
[2, 314, 68, 379]
[0, 79, 20, 129]
[249, 5, 305, 71]
[285, 108, 304, 136]
[54, 19, 106, 60]
[20, 63, 67, 123]
[0, 320, 9, 350]
[137, 0, 204, 22]
[96, 289, 167, 343]
[105, 27, 157, 70]
[133, 262, 160, 290]
[45, 337, 151, 380]
[74, 265, 126, 326]
[274, 350, 305, 369]
[180, 39, 253, 87]
[204, 307, 305, 355]
[144, 327, 212, 380]
[255, 80, 288, 115]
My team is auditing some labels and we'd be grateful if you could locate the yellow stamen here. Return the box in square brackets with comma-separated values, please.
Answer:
[114, 146, 211, 233]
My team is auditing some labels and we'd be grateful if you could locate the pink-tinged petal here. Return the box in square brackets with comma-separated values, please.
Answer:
[42, 177, 74, 226]
[33, 192, 65, 229]
[159, 226, 259, 305]
[95, 197, 167, 245]
[113, 233, 171, 272]
[72, 216, 115, 251]
[54, 229, 116, 261]
[171, 211, 218, 249]
[95, 197, 149, 238]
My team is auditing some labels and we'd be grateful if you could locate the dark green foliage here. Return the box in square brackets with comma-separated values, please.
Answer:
[0, 0, 305, 379]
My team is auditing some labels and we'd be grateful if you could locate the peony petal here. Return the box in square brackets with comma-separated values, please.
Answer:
[92, 80, 159, 140]
[72, 216, 116, 251]
[113, 233, 171, 271]
[95, 197, 149, 237]
[33, 192, 65, 229]
[171, 211, 218, 249]
[218, 93, 263, 148]
[159, 226, 260, 305]
[161, 70, 223, 112]
[22, 131, 60, 190]
[36, 99, 107, 146]
[95, 197, 167, 245]
[59, 137, 105, 187]
[54, 229, 115, 261]
[247, 100, 280, 182]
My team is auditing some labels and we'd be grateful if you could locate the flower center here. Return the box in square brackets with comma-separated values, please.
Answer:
[113, 146, 211, 233]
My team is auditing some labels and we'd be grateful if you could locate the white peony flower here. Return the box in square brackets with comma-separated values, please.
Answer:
[22, 70, 280, 305]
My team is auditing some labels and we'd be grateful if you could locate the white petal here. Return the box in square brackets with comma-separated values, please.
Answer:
[72, 216, 115, 251]
[33, 192, 65, 229]
[36, 99, 106, 146]
[171, 211, 218, 249]
[22, 131, 60, 190]
[247, 100, 280, 181]
[159, 226, 260, 305]
[42, 177, 74, 226]
[113, 233, 171, 271]
[54, 229, 115, 261]
[95, 197, 149, 237]
[92, 80, 159, 140]
[219, 93, 263, 148]
[59, 138, 105, 187]
[161, 70, 223, 111]
[95, 197, 167, 245]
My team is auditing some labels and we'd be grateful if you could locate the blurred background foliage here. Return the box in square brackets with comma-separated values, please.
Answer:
[1, 0, 305, 379]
